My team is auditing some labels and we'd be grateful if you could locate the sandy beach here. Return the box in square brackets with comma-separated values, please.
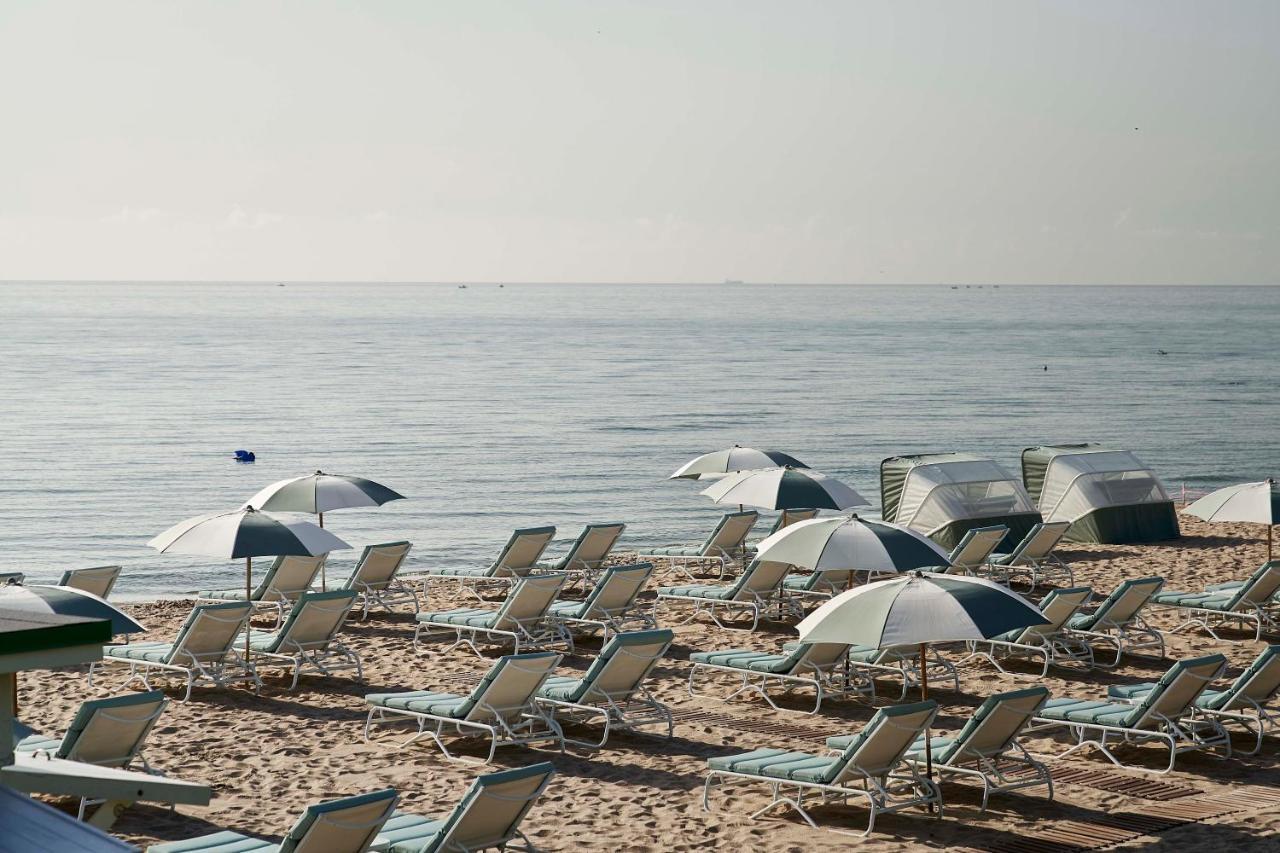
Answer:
[20, 515, 1280, 851]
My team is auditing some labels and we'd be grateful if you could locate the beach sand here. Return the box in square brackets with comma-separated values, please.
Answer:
[20, 515, 1280, 851]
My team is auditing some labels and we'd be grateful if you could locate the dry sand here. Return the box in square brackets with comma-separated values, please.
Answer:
[20, 515, 1280, 851]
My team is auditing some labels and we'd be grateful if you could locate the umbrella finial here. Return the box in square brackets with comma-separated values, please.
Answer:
[316, 469, 324, 475]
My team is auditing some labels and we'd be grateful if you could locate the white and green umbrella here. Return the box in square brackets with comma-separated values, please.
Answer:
[798, 571, 1047, 780]
[1182, 479, 1279, 560]
[669, 446, 808, 480]
[245, 471, 405, 588]
[700, 467, 870, 512]
[0, 585, 145, 636]
[755, 514, 950, 574]
[148, 506, 350, 657]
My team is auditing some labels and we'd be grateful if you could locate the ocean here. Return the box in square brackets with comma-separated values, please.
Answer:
[2, 282, 1276, 597]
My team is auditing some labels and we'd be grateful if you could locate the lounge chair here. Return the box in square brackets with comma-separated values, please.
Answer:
[746, 509, 819, 553]
[688, 641, 873, 714]
[828, 687, 1052, 811]
[547, 562, 655, 639]
[653, 558, 792, 632]
[638, 510, 758, 580]
[364, 652, 564, 763]
[0, 571, 24, 585]
[339, 540, 417, 619]
[414, 573, 570, 655]
[238, 589, 362, 690]
[944, 525, 1009, 575]
[379, 763, 555, 853]
[963, 587, 1095, 676]
[535, 629, 675, 747]
[780, 568, 852, 603]
[987, 521, 1072, 589]
[1065, 576, 1166, 667]
[703, 701, 942, 837]
[196, 554, 326, 625]
[147, 787, 399, 852]
[1152, 560, 1280, 642]
[1029, 654, 1230, 773]
[58, 565, 123, 599]
[418, 526, 557, 598]
[16, 690, 168, 820]
[93, 601, 259, 701]
[534, 522, 626, 585]
[846, 644, 959, 700]
[1203, 558, 1280, 603]
[1108, 644, 1280, 755]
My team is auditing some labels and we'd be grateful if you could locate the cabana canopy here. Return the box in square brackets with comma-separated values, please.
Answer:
[880, 453, 1041, 550]
[1021, 444, 1180, 544]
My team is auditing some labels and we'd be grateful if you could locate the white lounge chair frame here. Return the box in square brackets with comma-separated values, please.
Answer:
[342, 540, 417, 619]
[414, 574, 572, 656]
[243, 590, 362, 690]
[962, 587, 1095, 677]
[654, 559, 793, 632]
[688, 643, 874, 715]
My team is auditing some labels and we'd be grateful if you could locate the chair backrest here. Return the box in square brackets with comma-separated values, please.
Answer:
[947, 526, 1009, 570]
[495, 574, 568, 630]
[270, 590, 359, 651]
[282, 787, 398, 853]
[259, 554, 327, 602]
[58, 566, 122, 599]
[560, 523, 626, 571]
[727, 559, 791, 599]
[58, 690, 167, 768]
[0, 572, 25, 585]
[1016, 587, 1092, 641]
[1129, 654, 1228, 727]
[942, 687, 1049, 764]
[571, 629, 674, 704]
[1086, 576, 1164, 628]
[168, 601, 255, 664]
[768, 508, 819, 536]
[491, 526, 557, 576]
[464, 652, 562, 722]
[346, 541, 412, 591]
[1226, 560, 1280, 608]
[1216, 644, 1280, 710]
[429, 763, 555, 853]
[701, 510, 758, 556]
[579, 563, 653, 618]
[1004, 521, 1071, 564]
[784, 641, 850, 673]
[827, 701, 938, 783]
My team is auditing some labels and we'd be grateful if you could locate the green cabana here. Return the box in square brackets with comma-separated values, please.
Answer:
[879, 452, 1043, 551]
[1021, 444, 1180, 544]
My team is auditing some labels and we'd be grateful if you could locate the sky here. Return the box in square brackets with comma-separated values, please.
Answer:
[0, 1, 1276, 284]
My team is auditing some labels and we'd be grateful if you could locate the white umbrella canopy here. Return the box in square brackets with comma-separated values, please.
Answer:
[669, 446, 808, 480]
[755, 515, 951, 573]
[0, 585, 145, 636]
[1183, 479, 1279, 560]
[245, 471, 406, 526]
[700, 467, 870, 512]
[149, 506, 350, 658]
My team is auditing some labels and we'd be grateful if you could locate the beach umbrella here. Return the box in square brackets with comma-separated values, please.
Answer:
[245, 471, 405, 588]
[148, 506, 350, 658]
[0, 585, 145, 636]
[797, 571, 1047, 782]
[700, 467, 870, 512]
[669, 446, 808, 480]
[1182, 479, 1279, 560]
[755, 514, 951, 588]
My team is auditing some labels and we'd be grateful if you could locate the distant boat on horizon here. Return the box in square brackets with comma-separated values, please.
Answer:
[722, 279, 745, 285]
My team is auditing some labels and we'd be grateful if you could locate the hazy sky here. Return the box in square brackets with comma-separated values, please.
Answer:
[1, 1, 1276, 284]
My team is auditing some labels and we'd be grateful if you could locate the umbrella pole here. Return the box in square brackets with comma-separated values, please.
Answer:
[920, 642, 935, 810]
[319, 513, 327, 591]
[245, 556, 252, 662]
[1269, 524, 1273, 563]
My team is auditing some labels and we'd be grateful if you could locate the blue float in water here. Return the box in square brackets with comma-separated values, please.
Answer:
[234, 449, 256, 463]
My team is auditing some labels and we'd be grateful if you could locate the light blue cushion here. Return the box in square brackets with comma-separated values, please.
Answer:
[104, 641, 175, 663]
[657, 584, 735, 600]
[416, 608, 499, 628]
[381, 812, 446, 852]
[147, 830, 279, 852]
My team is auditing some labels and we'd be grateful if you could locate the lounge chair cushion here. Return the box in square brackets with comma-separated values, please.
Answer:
[430, 566, 499, 577]
[1150, 591, 1238, 610]
[707, 748, 840, 783]
[416, 608, 500, 628]
[379, 811, 448, 851]
[536, 675, 587, 702]
[14, 730, 59, 754]
[1108, 681, 1231, 711]
[198, 588, 255, 601]
[645, 546, 707, 557]
[657, 584, 736, 600]
[1037, 697, 1140, 727]
[365, 689, 473, 719]
[104, 641, 175, 663]
[689, 649, 794, 674]
[147, 830, 278, 852]
[547, 600, 588, 618]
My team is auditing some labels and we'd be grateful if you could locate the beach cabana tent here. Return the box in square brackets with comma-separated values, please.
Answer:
[880, 453, 1041, 551]
[1020, 444, 1180, 544]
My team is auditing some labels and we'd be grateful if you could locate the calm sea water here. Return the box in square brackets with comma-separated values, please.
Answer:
[2, 283, 1276, 598]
